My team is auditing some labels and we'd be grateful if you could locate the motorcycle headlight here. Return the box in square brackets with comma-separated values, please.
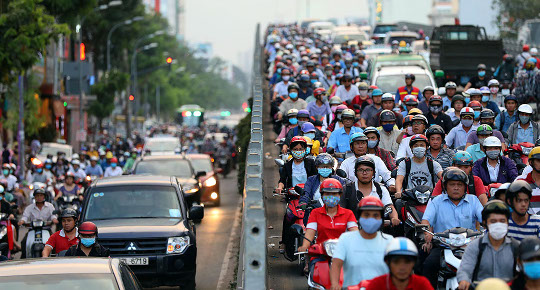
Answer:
[323, 239, 339, 257]
[204, 177, 217, 187]
[167, 236, 190, 254]
[415, 191, 430, 204]
[522, 146, 532, 156]
[32, 220, 44, 228]
[183, 183, 199, 194]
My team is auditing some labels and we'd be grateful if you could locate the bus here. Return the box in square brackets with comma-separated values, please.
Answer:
[176, 104, 205, 127]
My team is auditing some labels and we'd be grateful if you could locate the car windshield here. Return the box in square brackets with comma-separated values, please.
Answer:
[190, 158, 213, 173]
[374, 59, 429, 70]
[374, 25, 398, 34]
[375, 74, 432, 94]
[1, 274, 118, 290]
[334, 33, 366, 43]
[39, 145, 71, 157]
[134, 160, 192, 177]
[388, 36, 418, 44]
[84, 185, 183, 220]
[145, 139, 179, 152]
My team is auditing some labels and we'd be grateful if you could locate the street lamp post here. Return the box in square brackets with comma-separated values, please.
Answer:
[106, 16, 144, 71]
[77, 0, 122, 145]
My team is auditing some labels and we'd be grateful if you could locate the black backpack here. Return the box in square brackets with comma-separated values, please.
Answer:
[471, 237, 520, 282]
[402, 157, 437, 190]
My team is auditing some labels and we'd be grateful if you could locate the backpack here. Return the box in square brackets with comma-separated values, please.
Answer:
[402, 157, 437, 190]
[468, 173, 476, 197]
[471, 237, 520, 282]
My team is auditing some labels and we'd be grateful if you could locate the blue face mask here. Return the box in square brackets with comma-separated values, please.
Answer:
[36, 168, 43, 173]
[45, 164, 52, 169]
[311, 79, 317, 84]
[524, 261, 540, 279]
[111, 163, 117, 168]
[336, 81, 340, 86]
[291, 150, 306, 159]
[359, 217, 383, 234]
[277, 68, 282, 74]
[304, 133, 315, 140]
[289, 92, 298, 99]
[318, 168, 332, 177]
[80, 237, 96, 247]
[0, 196, 2, 200]
[289, 118, 298, 125]
[382, 124, 394, 132]
[2, 169, 9, 176]
[474, 111, 480, 119]
[478, 71, 486, 77]
[482, 95, 490, 102]
[306, 147, 311, 155]
[322, 195, 340, 207]
[352, 62, 359, 67]
[465, 97, 470, 105]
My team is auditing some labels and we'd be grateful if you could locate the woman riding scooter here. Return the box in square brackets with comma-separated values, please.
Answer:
[275, 136, 317, 193]
[55, 172, 79, 202]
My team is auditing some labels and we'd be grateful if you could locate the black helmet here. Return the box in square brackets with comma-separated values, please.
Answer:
[287, 83, 300, 92]
[451, 94, 465, 107]
[481, 200, 510, 223]
[442, 168, 469, 188]
[480, 109, 495, 120]
[519, 237, 540, 261]
[363, 127, 380, 139]
[445, 82, 457, 89]
[506, 180, 533, 206]
[380, 110, 396, 122]
[61, 208, 79, 220]
[405, 73, 415, 81]
[355, 155, 376, 171]
[425, 125, 445, 139]
[477, 63, 487, 70]
[315, 153, 334, 167]
[33, 188, 46, 197]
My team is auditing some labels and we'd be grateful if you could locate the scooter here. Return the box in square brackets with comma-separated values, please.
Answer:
[23, 219, 52, 258]
[0, 212, 15, 259]
[394, 185, 433, 244]
[421, 226, 483, 290]
[506, 142, 534, 174]
[216, 151, 231, 178]
[302, 239, 344, 290]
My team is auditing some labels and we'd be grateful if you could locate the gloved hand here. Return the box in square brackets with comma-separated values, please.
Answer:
[298, 202, 308, 211]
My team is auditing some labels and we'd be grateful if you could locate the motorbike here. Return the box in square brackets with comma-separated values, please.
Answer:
[23, 219, 52, 258]
[506, 142, 534, 174]
[421, 226, 483, 290]
[216, 151, 231, 178]
[301, 239, 344, 290]
[0, 212, 15, 259]
[394, 185, 433, 244]
[326, 148, 354, 167]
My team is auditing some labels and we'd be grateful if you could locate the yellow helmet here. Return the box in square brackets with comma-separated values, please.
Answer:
[303, 136, 313, 146]
[475, 278, 509, 290]
[105, 151, 113, 159]
[529, 146, 540, 160]
[408, 108, 423, 116]
[399, 40, 407, 47]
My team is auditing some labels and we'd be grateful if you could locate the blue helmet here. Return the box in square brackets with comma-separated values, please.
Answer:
[371, 89, 383, 96]
[301, 122, 316, 133]
[384, 237, 418, 260]
[349, 132, 368, 144]
[315, 153, 334, 167]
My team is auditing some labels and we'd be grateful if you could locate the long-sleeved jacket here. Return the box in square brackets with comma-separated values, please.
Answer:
[472, 156, 518, 186]
[278, 158, 317, 188]
[299, 174, 349, 205]
[506, 120, 540, 145]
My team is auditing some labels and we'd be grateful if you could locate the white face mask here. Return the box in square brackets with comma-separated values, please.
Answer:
[488, 222, 508, 240]
[490, 87, 499, 94]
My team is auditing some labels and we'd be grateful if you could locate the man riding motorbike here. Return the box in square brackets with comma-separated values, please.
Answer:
[65, 221, 109, 257]
[43, 208, 79, 257]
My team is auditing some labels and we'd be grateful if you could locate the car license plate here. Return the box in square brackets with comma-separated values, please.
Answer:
[120, 257, 149, 265]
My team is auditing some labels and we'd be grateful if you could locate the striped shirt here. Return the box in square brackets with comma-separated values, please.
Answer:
[508, 215, 540, 241]
[428, 148, 455, 170]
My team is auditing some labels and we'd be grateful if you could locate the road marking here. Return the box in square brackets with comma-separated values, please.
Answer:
[216, 199, 242, 290]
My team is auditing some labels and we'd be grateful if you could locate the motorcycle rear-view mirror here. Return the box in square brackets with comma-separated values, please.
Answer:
[195, 171, 207, 179]
[294, 185, 304, 195]
[335, 169, 347, 179]
[274, 159, 285, 167]
[290, 224, 303, 236]
[327, 147, 335, 155]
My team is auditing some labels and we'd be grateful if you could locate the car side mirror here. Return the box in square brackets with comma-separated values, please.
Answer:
[336, 169, 347, 178]
[195, 171, 207, 179]
[189, 205, 204, 220]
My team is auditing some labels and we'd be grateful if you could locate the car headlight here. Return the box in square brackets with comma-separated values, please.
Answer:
[204, 176, 217, 187]
[167, 236, 190, 254]
[183, 183, 199, 194]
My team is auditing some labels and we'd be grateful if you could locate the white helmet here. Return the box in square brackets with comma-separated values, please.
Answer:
[71, 159, 80, 166]
[518, 104, 533, 114]
[531, 47, 538, 56]
[72, 153, 80, 160]
[384, 237, 418, 259]
[483, 136, 502, 148]
[488, 79, 500, 87]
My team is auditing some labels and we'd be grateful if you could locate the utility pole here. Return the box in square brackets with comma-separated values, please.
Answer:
[156, 85, 160, 123]
[17, 75, 24, 180]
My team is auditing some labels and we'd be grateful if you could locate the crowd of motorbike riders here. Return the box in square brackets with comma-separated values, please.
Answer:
[266, 23, 540, 290]
[0, 126, 236, 262]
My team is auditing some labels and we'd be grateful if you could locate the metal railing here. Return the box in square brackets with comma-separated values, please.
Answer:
[238, 23, 266, 289]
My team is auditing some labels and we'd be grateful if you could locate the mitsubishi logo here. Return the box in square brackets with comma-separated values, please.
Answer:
[127, 242, 137, 251]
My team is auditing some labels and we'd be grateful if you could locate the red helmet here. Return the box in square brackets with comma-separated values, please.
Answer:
[409, 134, 429, 148]
[523, 44, 530, 52]
[35, 163, 44, 169]
[369, 85, 379, 90]
[79, 221, 98, 236]
[65, 172, 75, 179]
[313, 87, 326, 97]
[468, 101, 482, 109]
[428, 95, 443, 104]
[358, 196, 384, 212]
[290, 136, 308, 147]
[110, 157, 118, 163]
[320, 178, 343, 193]
[403, 115, 415, 127]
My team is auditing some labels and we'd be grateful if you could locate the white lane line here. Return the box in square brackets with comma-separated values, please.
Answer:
[216, 199, 243, 290]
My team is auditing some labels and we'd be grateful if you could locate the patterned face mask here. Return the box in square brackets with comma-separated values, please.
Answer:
[322, 195, 340, 207]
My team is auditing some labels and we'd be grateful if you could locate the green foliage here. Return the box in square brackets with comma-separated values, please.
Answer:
[0, 0, 69, 83]
[88, 70, 129, 122]
[42, 0, 97, 25]
[494, 0, 540, 38]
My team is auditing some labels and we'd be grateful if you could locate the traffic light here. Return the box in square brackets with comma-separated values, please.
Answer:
[166, 57, 173, 71]
[80, 43, 86, 61]
[129, 94, 135, 101]
[166, 57, 173, 64]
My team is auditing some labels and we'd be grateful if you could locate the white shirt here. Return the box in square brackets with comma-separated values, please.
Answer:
[335, 85, 360, 102]
[69, 168, 86, 180]
[273, 81, 290, 97]
[104, 166, 123, 177]
[0, 174, 17, 191]
[396, 136, 413, 160]
[340, 154, 395, 187]
[354, 182, 393, 206]
[487, 160, 501, 183]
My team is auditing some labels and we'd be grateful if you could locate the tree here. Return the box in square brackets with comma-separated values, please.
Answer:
[88, 70, 129, 130]
[494, 0, 540, 38]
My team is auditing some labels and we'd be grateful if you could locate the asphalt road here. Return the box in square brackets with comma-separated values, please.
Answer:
[13, 170, 242, 290]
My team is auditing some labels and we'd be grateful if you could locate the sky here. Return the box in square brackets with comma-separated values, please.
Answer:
[184, 0, 369, 72]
